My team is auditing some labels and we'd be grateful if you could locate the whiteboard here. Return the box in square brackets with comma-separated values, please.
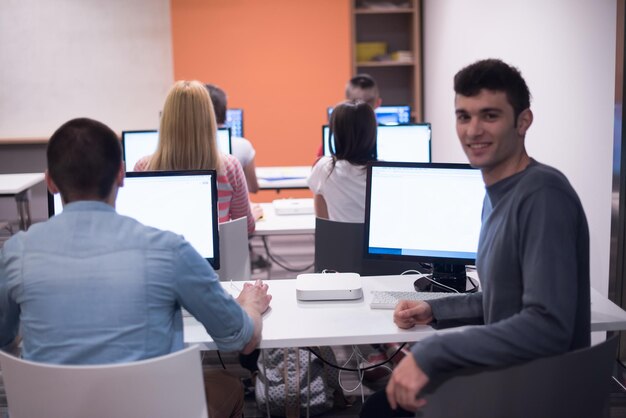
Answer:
[0, 0, 174, 138]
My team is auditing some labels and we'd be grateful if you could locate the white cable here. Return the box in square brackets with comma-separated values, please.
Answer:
[229, 280, 242, 292]
[337, 345, 369, 398]
[401, 269, 460, 293]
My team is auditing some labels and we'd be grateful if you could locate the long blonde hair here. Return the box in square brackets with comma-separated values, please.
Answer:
[148, 80, 223, 172]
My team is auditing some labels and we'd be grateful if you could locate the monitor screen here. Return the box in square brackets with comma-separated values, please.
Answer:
[327, 105, 412, 125]
[121, 130, 158, 172]
[216, 128, 232, 155]
[226, 108, 244, 137]
[47, 170, 220, 269]
[122, 129, 232, 172]
[364, 162, 484, 288]
[322, 124, 431, 163]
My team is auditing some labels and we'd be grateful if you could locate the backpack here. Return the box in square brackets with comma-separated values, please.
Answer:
[255, 346, 343, 417]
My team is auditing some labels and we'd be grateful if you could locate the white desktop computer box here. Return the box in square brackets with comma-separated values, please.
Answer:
[273, 198, 314, 215]
[295, 272, 363, 301]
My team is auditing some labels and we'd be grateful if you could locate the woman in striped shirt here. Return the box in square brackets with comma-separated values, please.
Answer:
[134, 80, 256, 234]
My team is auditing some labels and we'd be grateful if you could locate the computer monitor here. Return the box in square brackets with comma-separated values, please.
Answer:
[121, 128, 232, 172]
[327, 105, 412, 125]
[322, 124, 431, 163]
[47, 170, 220, 269]
[364, 162, 485, 291]
[226, 108, 244, 137]
[375, 105, 412, 125]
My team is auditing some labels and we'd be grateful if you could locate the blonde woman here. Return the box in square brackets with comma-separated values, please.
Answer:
[135, 80, 256, 234]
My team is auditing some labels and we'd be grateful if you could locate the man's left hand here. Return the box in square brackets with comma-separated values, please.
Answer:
[385, 354, 429, 412]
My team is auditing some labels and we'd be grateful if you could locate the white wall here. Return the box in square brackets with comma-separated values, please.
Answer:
[423, 0, 617, 293]
[0, 0, 174, 138]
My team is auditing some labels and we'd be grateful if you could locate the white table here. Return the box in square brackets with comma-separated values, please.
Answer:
[253, 202, 315, 236]
[256, 166, 311, 190]
[0, 173, 45, 230]
[591, 287, 626, 331]
[184, 275, 626, 350]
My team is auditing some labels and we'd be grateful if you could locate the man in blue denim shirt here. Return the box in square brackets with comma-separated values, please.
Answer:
[0, 118, 271, 418]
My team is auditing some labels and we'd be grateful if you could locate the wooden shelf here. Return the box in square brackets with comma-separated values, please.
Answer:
[351, 0, 422, 120]
[355, 7, 414, 14]
[357, 60, 414, 67]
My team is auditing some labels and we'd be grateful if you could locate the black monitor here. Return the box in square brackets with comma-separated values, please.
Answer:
[121, 128, 232, 172]
[364, 162, 485, 291]
[47, 170, 220, 269]
[226, 108, 244, 137]
[322, 124, 431, 163]
[327, 105, 412, 125]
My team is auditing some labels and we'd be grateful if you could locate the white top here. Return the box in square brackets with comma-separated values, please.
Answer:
[307, 156, 367, 223]
[230, 136, 255, 168]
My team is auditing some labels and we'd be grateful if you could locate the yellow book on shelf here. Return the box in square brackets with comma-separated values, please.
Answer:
[356, 42, 387, 62]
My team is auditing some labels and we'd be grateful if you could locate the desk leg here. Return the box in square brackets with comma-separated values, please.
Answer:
[261, 349, 271, 418]
[15, 190, 32, 231]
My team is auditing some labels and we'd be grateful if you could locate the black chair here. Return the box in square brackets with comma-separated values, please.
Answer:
[416, 336, 619, 418]
[314, 218, 427, 276]
[314, 217, 364, 274]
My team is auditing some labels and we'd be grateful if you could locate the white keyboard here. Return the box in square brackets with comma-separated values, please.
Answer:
[370, 290, 461, 309]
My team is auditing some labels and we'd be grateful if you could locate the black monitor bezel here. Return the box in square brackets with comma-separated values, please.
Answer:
[363, 161, 482, 266]
[47, 169, 220, 269]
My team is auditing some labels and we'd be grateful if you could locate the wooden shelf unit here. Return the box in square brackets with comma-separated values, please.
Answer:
[351, 0, 422, 121]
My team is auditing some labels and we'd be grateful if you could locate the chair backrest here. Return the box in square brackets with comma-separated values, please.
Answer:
[217, 216, 251, 281]
[0, 345, 208, 418]
[416, 336, 618, 418]
[314, 217, 364, 274]
[314, 218, 425, 275]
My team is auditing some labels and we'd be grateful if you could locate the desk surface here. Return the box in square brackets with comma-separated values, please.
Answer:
[256, 166, 311, 190]
[0, 173, 45, 195]
[253, 201, 315, 236]
[184, 275, 626, 350]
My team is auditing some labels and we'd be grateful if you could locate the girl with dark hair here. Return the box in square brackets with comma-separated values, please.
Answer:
[307, 100, 377, 223]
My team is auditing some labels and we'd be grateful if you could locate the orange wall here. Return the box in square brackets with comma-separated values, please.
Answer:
[170, 0, 352, 201]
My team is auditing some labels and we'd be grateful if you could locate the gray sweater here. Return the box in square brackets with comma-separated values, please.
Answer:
[412, 159, 591, 378]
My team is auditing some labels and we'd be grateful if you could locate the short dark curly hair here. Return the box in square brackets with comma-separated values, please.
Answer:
[454, 59, 531, 121]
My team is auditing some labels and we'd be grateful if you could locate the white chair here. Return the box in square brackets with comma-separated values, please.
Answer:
[217, 216, 251, 281]
[0, 345, 208, 418]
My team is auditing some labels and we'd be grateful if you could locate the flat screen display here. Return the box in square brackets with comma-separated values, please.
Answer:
[327, 105, 411, 125]
[226, 109, 244, 138]
[322, 124, 431, 163]
[48, 170, 220, 268]
[122, 129, 231, 172]
[364, 162, 484, 265]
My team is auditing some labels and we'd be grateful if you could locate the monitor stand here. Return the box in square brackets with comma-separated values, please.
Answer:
[430, 263, 467, 293]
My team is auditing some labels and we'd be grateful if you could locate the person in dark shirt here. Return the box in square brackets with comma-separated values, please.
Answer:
[380, 58, 590, 414]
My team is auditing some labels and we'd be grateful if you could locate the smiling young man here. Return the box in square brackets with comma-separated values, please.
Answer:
[380, 59, 591, 414]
